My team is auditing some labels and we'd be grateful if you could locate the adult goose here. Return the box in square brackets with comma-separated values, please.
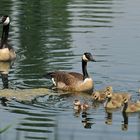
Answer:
[44, 52, 96, 93]
[0, 15, 16, 61]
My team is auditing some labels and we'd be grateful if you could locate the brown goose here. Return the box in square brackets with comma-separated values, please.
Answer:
[0, 15, 16, 61]
[44, 52, 96, 93]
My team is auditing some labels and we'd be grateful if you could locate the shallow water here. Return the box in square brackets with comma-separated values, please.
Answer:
[0, 0, 140, 139]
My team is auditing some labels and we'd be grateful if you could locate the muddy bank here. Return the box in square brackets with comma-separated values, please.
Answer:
[0, 88, 50, 101]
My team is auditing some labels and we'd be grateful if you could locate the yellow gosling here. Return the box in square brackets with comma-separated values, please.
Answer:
[105, 86, 131, 101]
[91, 86, 111, 101]
[122, 98, 140, 113]
[92, 91, 106, 102]
[104, 91, 122, 109]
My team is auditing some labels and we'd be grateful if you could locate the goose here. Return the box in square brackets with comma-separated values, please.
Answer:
[122, 97, 140, 113]
[0, 15, 16, 61]
[44, 52, 96, 93]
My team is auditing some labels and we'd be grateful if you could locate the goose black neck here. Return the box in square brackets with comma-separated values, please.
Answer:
[0, 24, 9, 48]
[123, 102, 128, 112]
[82, 60, 89, 80]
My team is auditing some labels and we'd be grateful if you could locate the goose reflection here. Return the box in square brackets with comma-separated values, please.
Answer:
[0, 96, 9, 106]
[0, 61, 12, 89]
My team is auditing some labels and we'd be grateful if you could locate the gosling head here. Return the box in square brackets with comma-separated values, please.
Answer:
[105, 86, 113, 97]
[123, 97, 129, 104]
[0, 15, 10, 26]
[106, 86, 113, 92]
[92, 91, 100, 100]
[106, 91, 113, 99]
[82, 52, 96, 62]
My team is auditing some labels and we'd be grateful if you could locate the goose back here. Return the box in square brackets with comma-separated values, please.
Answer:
[45, 71, 93, 93]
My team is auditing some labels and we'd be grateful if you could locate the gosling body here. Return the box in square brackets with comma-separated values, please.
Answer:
[122, 98, 140, 113]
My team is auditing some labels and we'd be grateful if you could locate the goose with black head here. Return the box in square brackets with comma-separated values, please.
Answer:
[44, 52, 96, 93]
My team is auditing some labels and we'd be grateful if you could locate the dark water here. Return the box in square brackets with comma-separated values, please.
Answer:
[0, 0, 140, 139]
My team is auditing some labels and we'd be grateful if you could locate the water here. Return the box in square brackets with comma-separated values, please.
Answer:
[0, 0, 140, 139]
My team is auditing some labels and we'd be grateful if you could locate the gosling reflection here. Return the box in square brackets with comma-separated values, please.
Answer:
[0, 61, 12, 89]
[105, 109, 113, 125]
[122, 111, 128, 131]
[73, 99, 90, 116]
[81, 112, 94, 129]
[73, 99, 94, 128]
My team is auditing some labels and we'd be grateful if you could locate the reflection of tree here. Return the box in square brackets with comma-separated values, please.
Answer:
[15, 0, 73, 88]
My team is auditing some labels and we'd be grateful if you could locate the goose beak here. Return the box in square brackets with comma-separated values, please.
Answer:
[90, 57, 96, 62]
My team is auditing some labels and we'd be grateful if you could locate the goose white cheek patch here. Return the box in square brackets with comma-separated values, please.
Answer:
[4, 17, 10, 25]
[82, 54, 88, 61]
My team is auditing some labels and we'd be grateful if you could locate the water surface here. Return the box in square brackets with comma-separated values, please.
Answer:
[0, 0, 140, 139]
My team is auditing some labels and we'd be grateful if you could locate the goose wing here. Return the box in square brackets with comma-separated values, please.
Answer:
[68, 72, 83, 80]
[44, 71, 83, 86]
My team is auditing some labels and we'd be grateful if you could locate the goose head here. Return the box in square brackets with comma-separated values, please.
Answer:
[82, 52, 96, 62]
[0, 15, 10, 26]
